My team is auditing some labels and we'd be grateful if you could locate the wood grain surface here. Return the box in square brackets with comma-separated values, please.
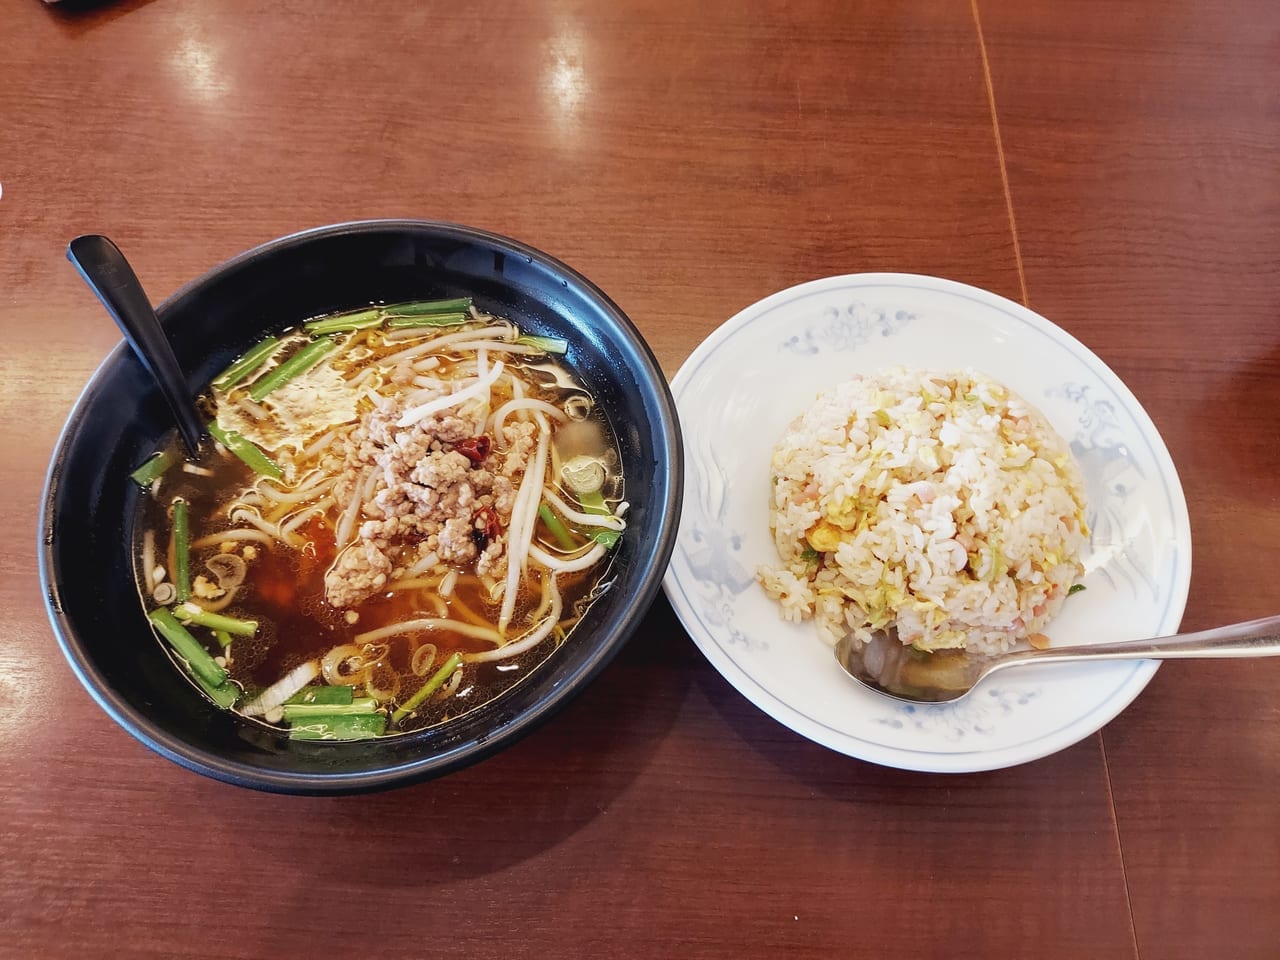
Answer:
[983, 4, 1280, 957]
[1, 1, 1276, 958]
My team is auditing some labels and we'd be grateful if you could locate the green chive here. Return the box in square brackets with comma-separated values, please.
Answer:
[129, 449, 178, 488]
[1068, 583, 1087, 596]
[384, 312, 471, 330]
[281, 698, 379, 721]
[248, 337, 337, 401]
[514, 334, 569, 355]
[392, 653, 463, 724]
[288, 713, 387, 741]
[147, 607, 226, 688]
[206, 421, 284, 479]
[303, 308, 383, 336]
[196, 674, 240, 708]
[286, 685, 355, 706]
[212, 337, 282, 392]
[579, 489, 621, 548]
[172, 498, 191, 602]
[382, 297, 473, 316]
[538, 503, 578, 550]
[173, 603, 258, 637]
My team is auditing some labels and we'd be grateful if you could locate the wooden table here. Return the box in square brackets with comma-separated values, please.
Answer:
[4, 2, 1278, 957]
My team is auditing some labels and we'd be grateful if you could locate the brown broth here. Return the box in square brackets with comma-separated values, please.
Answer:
[135, 439, 609, 733]
[132, 317, 620, 736]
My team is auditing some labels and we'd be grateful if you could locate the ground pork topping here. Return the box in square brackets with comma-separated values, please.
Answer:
[323, 400, 534, 609]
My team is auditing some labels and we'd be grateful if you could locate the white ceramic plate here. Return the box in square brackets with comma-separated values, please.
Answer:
[662, 274, 1191, 773]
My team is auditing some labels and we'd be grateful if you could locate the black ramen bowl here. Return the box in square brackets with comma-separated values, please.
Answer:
[40, 220, 682, 794]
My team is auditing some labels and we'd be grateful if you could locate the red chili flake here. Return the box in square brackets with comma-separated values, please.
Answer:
[455, 435, 491, 466]
[472, 506, 503, 549]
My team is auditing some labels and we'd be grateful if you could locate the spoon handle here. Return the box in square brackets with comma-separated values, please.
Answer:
[67, 235, 205, 456]
[999, 614, 1280, 669]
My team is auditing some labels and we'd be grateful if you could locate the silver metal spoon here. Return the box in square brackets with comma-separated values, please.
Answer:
[67, 234, 205, 457]
[834, 614, 1280, 704]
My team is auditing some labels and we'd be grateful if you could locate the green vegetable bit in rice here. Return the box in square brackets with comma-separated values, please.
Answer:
[757, 368, 1089, 656]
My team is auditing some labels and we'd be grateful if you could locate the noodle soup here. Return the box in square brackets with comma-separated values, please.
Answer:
[131, 299, 625, 739]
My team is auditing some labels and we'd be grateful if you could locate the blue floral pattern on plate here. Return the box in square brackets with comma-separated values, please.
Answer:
[780, 302, 915, 354]
[681, 444, 755, 650]
[875, 686, 1044, 741]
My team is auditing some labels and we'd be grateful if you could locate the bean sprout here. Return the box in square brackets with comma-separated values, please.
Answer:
[540, 486, 626, 531]
[190, 528, 275, 550]
[254, 476, 335, 504]
[280, 496, 334, 536]
[528, 541, 608, 574]
[142, 530, 157, 592]
[467, 577, 562, 664]
[490, 398, 568, 439]
[355, 618, 503, 647]
[500, 413, 550, 633]
[396, 361, 505, 427]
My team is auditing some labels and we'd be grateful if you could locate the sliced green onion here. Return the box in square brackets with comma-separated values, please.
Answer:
[129, 449, 178, 488]
[538, 503, 578, 550]
[288, 713, 387, 741]
[212, 628, 233, 649]
[212, 337, 282, 392]
[282, 697, 378, 721]
[304, 308, 383, 336]
[382, 297, 473, 316]
[248, 337, 337, 401]
[384, 312, 471, 330]
[514, 334, 568, 355]
[1068, 583, 1087, 596]
[173, 602, 258, 637]
[147, 607, 226, 688]
[286, 685, 355, 706]
[392, 653, 462, 724]
[172, 498, 191, 602]
[562, 456, 605, 494]
[579, 489, 621, 548]
[207, 421, 283, 479]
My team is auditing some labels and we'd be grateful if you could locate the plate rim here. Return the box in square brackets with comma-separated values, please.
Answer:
[662, 272, 1192, 773]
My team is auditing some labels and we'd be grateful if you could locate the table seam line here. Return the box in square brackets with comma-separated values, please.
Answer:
[1101, 729, 1143, 960]
[969, 0, 1030, 308]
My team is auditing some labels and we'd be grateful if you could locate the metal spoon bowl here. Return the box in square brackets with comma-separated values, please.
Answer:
[834, 614, 1280, 704]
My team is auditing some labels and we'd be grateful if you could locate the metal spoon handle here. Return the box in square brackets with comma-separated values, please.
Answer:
[994, 614, 1280, 672]
[66, 235, 205, 456]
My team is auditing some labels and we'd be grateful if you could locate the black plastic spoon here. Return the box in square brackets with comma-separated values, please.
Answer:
[67, 234, 205, 457]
